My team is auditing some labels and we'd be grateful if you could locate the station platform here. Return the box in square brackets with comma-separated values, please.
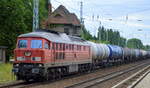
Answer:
[134, 72, 150, 88]
[112, 65, 150, 88]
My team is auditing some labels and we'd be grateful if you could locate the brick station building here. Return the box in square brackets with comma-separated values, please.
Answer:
[41, 1, 81, 37]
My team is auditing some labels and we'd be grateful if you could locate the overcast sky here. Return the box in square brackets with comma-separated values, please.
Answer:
[51, 0, 150, 45]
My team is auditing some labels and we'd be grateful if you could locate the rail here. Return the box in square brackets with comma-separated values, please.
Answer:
[65, 62, 150, 88]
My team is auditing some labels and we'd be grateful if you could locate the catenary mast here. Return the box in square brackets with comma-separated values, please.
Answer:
[33, 0, 39, 31]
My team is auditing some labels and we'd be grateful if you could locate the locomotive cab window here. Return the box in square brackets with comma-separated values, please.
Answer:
[44, 42, 49, 49]
[18, 40, 27, 48]
[31, 40, 42, 48]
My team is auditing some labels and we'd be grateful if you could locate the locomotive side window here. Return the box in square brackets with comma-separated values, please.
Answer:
[18, 40, 27, 48]
[77, 45, 79, 51]
[52, 43, 55, 50]
[60, 43, 62, 50]
[56, 43, 58, 50]
[44, 42, 49, 49]
[69, 44, 71, 50]
[31, 40, 42, 48]
[63, 44, 65, 50]
[84, 46, 86, 51]
[72, 45, 74, 50]
[79, 46, 81, 51]
[66, 44, 68, 50]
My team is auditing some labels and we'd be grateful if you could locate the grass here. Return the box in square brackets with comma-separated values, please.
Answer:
[0, 63, 16, 84]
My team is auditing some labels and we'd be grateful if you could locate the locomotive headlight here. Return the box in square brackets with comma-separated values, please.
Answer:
[17, 57, 25, 61]
[24, 51, 31, 56]
[38, 64, 43, 67]
[32, 57, 41, 61]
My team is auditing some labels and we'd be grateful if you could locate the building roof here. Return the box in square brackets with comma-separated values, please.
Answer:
[47, 5, 81, 26]
[0, 46, 7, 49]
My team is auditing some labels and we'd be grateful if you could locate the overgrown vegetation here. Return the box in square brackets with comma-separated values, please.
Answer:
[0, 63, 15, 83]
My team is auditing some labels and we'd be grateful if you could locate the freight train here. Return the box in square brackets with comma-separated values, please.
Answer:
[12, 29, 150, 81]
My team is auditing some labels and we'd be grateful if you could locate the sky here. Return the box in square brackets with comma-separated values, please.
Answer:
[51, 0, 150, 45]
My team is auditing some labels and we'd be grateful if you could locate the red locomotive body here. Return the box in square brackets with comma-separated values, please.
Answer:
[13, 30, 92, 81]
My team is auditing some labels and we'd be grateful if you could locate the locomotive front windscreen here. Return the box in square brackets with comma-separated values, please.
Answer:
[18, 39, 42, 48]
[31, 40, 42, 48]
[18, 40, 27, 48]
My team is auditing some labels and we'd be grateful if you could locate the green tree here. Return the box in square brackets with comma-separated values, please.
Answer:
[143, 45, 150, 50]
[81, 26, 93, 40]
[0, 0, 27, 60]
[0, 0, 48, 61]
[119, 37, 126, 47]
[127, 38, 144, 49]
[97, 26, 106, 41]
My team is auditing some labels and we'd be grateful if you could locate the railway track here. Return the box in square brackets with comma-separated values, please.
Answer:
[0, 60, 150, 88]
[0, 81, 40, 88]
[65, 61, 150, 88]
[112, 65, 150, 88]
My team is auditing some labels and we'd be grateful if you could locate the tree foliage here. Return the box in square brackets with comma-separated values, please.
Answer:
[127, 38, 144, 49]
[81, 26, 94, 40]
[97, 26, 126, 47]
[82, 25, 149, 50]
[0, 0, 47, 61]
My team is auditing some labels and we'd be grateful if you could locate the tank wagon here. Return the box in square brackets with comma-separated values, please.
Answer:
[107, 45, 123, 64]
[123, 48, 133, 62]
[12, 29, 150, 81]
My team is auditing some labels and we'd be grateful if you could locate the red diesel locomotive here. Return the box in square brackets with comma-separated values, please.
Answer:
[13, 30, 92, 81]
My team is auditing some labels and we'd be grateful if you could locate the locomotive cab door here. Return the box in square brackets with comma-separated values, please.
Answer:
[51, 42, 56, 63]
[44, 40, 52, 63]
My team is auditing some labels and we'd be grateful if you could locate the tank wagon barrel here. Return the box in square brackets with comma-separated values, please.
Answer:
[107, 45, 123, 59]
[88, 41, 110, 60]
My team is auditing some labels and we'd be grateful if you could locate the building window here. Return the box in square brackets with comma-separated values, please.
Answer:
[73, 29, 77, 34]
[64, 28, 69, 35]
[54, 14, 62, 18]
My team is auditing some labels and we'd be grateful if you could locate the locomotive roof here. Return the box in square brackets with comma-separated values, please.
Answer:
[19, 30, 89, 46]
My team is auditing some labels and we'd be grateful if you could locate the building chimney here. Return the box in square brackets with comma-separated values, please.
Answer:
[48, 0, 52, 17]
